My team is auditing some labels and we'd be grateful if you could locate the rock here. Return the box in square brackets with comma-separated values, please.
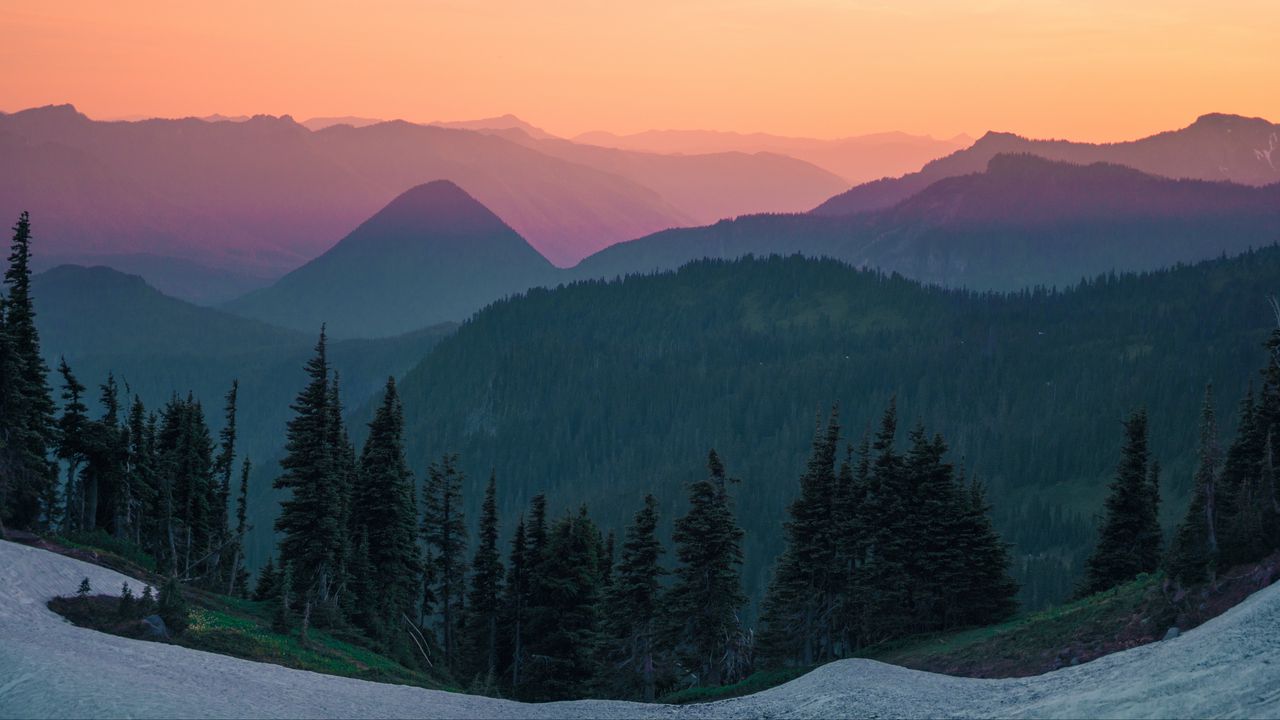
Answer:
[140, 614, 168, 639]
[1163, 626, 1180, 641]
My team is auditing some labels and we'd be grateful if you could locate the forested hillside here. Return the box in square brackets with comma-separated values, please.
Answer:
[30, 264, 455, 560]
[390, 249, 1280, 609]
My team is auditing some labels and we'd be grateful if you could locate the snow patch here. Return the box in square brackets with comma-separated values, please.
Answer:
[1, 539, 1279, 719]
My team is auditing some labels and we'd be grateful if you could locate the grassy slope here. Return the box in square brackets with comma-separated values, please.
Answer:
[33, 532, 452, 692]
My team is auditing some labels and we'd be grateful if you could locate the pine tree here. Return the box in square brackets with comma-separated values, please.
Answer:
[421, 453, 467, 671]
[227, 458, 252, 597]
[157, 576, 189, 635]
[253, 556, 281, 601]
[522, 508, 606, 700]
[664, 450, 746, 687]
[325, 372, 357, 625]
[123, 395, 157, 547]
[274, 329, 344, 617]
[55, 358, 89, 531]
[211, 380, 238, 585]
[951, 477, 1019, 625]
[760, 408, 840, 665]
[272, 564, 294, 634]
[464, 471, 503, 680]
[604, 494, 665, 701]
[1168, 386, 1220, 585]
[1081, 409, 1161, 596]
[500, 514, 530, 691]
[117, 582, 136, 620]
[351, 378, 421, 642]
[1, 212, 58, 530]
[857, 401, 913, 643]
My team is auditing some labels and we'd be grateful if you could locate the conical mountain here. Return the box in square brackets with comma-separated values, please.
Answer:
[225, 181, 557, 338]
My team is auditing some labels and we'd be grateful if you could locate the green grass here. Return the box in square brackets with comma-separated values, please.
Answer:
[54, 530, 158, 573]
[664, 575, 1169, 705]
[179, 605, 442, 687]
[41, 533, 450, 691]
[861, 573, 1170, 677]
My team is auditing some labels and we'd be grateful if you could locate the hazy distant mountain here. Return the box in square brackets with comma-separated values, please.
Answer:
[0, 104, 691, 272]
[225, 181, 557, 338]
[575, 154, 1280, 290]
[431, 114, 558, 140]
[485, 128, 848, 223]
[30, 253, 274, 305]
[200, 114, 252, 123]
[300, 115, 385, 130]
[814, 113, 1280, 216]
[573, 128, 972, 184]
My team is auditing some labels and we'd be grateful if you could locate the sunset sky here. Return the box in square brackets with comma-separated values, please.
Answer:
[3, 0, 1277, 142]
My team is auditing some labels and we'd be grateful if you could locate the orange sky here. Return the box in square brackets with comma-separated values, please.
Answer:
[2, 0, 1277, 142]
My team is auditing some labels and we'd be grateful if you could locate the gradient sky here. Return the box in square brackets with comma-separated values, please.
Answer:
[3, 0, 1277, 141]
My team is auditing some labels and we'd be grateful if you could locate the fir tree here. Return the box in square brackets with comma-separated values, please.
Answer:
[421, 453, 467, 671]
[55, 358, 89, 531]
[253, 556, 281, 601]
[664, 450, 746, 687]
[117, 582, 136, 620]
[272, 564, 294, 634]
[351, 377, 421, 642]
[157, 576, 189, 635]
[759, 408, 840, 665]
[604, 494, 665, 701]
[464, 471, 503, 680]
[1081, 409, 1161, 595]
[227, 458, 252, 597]
[1, 212, 58, 530]
[274, 329, 344, 616]
[1168, 386, 1220, 584]
[500, 514, 530, 691]
[211, 380, 238, 584]
[522, 508, 606, 700]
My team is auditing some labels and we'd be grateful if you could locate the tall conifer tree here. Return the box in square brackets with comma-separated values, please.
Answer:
[1081, 409, 1161, 595]
[351, 378, 421, 640]
[664, 450, 746, 687]
[421, 453, 468, 670]
[464, 471, 504, 680]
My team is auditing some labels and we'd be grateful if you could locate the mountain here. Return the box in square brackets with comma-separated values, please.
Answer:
[431, 114, 558, 139]
[814, 113, 1280, 216]
[385, 249, 1280, 611]
[224, 181, 557, 338]
[485, 129, 849, 223]
[300, 115, 385, 130]
[573, 154, 1280, 290]
[32, 263, 455, 563]
[0, 104, 691, 272]
[30, 252, 275, 305]
[573, 128, 972, 184]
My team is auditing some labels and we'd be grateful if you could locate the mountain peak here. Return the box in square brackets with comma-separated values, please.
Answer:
[365, 180, 510, 237]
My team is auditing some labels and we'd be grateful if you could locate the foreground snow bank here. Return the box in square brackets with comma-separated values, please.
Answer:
[2, 539, 1278, 719]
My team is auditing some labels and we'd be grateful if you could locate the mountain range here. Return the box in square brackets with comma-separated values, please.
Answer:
[218, 152, 1280, 338]
[0, 105, 846, 297]
[813, 113, 1280, 216]
[574, 153, 1280, 290]
[574, 128, 972, 184]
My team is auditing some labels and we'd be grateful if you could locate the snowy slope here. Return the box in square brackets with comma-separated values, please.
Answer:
[2, 539, 1278, 719]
